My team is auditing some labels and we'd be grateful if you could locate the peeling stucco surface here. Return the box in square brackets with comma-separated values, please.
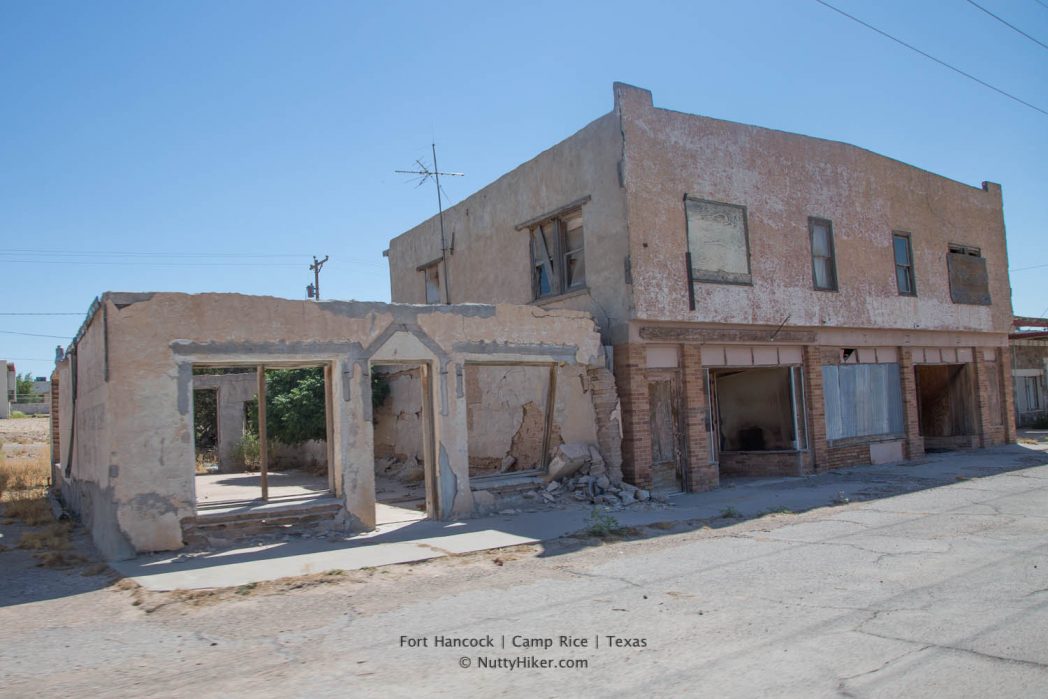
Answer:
[54, 293, 609, 559]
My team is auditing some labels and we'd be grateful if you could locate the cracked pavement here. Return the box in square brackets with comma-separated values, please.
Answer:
[2, 445, 1047, 697]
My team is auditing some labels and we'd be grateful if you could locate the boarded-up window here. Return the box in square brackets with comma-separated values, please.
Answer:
[947, 245, 990, 305]
[823, 363, 904, 440]
[685, 197, 751, 285]
[809, 218, 837, 291]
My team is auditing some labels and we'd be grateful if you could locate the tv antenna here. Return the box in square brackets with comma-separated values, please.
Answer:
[396, 144, 463, 304]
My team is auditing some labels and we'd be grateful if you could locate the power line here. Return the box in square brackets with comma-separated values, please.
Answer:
[0, 312, 83, 316]
[0, 259, 302, 267]
[1009, 262, 1048, 272]
[0, 249, 303, 258]
[813, 0, 1048, 118]
[0, 330, 69, 339]
[966, 0, 1048, 51]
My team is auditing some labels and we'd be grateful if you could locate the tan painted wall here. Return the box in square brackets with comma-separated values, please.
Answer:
[615, 83, 1013, 334]
[55, 292, 607, 559]
[386, 112, 632, 344]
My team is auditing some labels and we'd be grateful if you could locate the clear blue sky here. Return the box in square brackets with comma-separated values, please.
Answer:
[2, 0, 1046, 380]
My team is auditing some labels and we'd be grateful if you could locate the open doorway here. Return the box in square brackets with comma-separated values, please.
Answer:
[370, 362, 435, 525]
[708, 366, 806, 477]
[915, 364, 975, 451]
[191, 365, 335, 516]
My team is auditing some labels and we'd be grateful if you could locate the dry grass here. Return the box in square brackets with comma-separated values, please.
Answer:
[1, 445, 53, 525]
[18, 522, 71, 550]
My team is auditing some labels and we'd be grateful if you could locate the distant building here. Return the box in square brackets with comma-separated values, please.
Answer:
[1, 361, 15, 418]
[1010, 317, 1048, 427]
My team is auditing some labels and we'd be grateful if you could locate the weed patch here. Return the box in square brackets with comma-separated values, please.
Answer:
[585, 508, 623, 538]
[719, 506, 742, 519]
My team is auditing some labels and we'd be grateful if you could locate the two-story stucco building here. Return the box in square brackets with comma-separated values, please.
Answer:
[386, 83, 1016, 493]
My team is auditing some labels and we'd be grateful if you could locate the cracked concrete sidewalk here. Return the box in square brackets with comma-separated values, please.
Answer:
[113, 443, 1048, 591]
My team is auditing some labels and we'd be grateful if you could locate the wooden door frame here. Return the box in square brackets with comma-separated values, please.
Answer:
[646, 369, 688, 492]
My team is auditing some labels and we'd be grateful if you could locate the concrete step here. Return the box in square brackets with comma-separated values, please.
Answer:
[191, 501, 342, 531]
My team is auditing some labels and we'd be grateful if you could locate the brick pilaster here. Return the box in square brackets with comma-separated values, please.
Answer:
[612, 343, 651, 488]
[898, 347, 924, 459]
[1000, 349, 1017, 443]
[802, 345, 827, 471]
[681, 345, 717, 491]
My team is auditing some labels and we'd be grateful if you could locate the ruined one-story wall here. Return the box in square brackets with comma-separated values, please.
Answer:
[53, 292, 612, 560]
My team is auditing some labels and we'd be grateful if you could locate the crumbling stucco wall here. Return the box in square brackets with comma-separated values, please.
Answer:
[55, 292, 610, 559]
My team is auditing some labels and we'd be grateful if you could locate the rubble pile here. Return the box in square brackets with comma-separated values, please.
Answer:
[521, 442, 664, 510]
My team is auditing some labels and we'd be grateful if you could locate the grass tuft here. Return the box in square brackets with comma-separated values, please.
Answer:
[18, 522, 71, 550]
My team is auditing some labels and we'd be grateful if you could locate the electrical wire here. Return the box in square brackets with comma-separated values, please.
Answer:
[813, 0, 1048, 118]
[0, 312, 83, 316]
[0, 330, 70, 339]
[966, 0, 1048, 51]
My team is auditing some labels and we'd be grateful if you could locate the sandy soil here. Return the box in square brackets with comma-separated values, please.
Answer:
[0, 415, 50, 445]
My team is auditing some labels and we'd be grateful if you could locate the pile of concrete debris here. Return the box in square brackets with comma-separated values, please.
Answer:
[530, 442, 664, 509]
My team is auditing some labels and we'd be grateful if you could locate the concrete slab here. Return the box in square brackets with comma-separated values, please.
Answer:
[112, 444, 1048, 592]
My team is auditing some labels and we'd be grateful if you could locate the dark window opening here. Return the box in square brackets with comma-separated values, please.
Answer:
[529, 210, 585, 299]
[893, 232, 916, 296]
[809, 217, 838, 291]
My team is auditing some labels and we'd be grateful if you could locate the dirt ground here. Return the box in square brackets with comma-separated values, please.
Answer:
[0, 414, 50, 445]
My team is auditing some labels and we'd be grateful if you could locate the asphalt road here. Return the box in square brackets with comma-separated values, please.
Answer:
[2, 447, 1047, 698]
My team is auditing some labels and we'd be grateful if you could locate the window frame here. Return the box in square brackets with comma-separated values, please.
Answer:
[684, 196, 753, 286]
[808, 217, 838, 292]
[892, 231, 917, 297]
[418, 259, 442, 304]
[528, 208, 585, 300]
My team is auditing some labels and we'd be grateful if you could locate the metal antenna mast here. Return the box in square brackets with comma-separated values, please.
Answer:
[395, 144, 463, 304]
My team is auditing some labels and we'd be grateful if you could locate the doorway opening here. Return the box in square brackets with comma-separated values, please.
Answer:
[191, 364, 335, 517]
[465, 362, 557, 481]
[371, 362, 436, 525]
[915, 364, 975, 451]
[648, 372, 685, 494]
[708, 366, 806, 477]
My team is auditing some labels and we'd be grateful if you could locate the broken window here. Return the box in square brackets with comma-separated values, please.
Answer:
[809, 217, 837, 291]
[893, 232, 916, 296]
[685, 197, 751, 285]
[822, 363, 904, 440]
[947, 244, 990, 305]
[529, 210, 585, 299]
[422, 262, 441, 304]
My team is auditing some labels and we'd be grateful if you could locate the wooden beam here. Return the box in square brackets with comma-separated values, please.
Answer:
[257, 365, 268, 501]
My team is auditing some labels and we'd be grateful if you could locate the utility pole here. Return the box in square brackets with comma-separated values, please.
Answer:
[308, 255, 329, 301]
[396, 144, 463, 304]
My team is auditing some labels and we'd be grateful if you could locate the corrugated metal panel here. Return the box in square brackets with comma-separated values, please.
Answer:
[823, 363, 904, 440]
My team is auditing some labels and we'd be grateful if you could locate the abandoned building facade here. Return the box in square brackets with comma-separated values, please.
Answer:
[51, 293, 619, 559]
[1009, 317, 1048, 428]
[387, 82, 1016, 493]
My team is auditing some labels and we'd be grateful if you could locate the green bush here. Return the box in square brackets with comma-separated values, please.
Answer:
[233, 433, 261, 470]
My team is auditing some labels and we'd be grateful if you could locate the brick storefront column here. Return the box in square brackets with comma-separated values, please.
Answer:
[802, 346, 827, 472]
[613, 343, 652, 488]
[681, 345, 717, 491]
[1000, 349, 1017, 443]
[898, 347, 924, 459]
